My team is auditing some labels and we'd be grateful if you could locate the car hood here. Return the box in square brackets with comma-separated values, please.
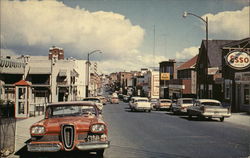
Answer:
[33, 116, 98, 134]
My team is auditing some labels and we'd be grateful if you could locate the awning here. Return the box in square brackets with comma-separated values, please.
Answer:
[70, 69, 79, 77]
[29, 67, 51, 74]
[58, 69, 67, 77]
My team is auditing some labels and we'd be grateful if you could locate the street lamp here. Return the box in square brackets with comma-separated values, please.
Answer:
[183, 11, 208, 98]
[86, 50, 102, 97]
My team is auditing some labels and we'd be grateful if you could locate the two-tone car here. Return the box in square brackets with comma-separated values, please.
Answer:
[130, 97, 152, 112]
[27, 101, 110, 156]
[187, 99, 231, 122]
[171, 98, 194, 114]
[155, 99, 172, 111]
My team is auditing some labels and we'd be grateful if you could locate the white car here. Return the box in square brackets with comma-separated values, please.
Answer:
[172, 98, 194, 114]
[82, 97, 103, 111]
[187, 99, 231, 122]
[130, 97, 152, 112]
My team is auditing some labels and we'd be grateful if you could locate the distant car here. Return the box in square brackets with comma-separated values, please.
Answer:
[150, 98, 159, 109]
[155, 99, 172, 111]
[130, 97, 152, 112]
[110, 97, 119, 104]
[27, 101, 110, 156]
[82, 97, 103, 111]
[172, 98, 194, 114]
[187, 99, 231, 122]
[97, 96, 108, 105]
[123, 95, 130, 102]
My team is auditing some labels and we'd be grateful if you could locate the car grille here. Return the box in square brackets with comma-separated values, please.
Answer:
[61, 124, 75, 150]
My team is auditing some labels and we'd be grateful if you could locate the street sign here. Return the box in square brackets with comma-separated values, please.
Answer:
[161, 73, 170, 80]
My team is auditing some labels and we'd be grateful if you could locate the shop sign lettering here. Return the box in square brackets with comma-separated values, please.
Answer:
[226, 51, 250, 70]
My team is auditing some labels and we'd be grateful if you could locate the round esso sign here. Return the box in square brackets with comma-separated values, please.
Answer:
[226, 51, 250, 70]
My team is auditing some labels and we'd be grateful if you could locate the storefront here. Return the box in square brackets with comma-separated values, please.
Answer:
[222, 37, 250, 112]
[235, 72, 250, 112]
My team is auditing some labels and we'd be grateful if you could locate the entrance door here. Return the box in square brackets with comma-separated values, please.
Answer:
[15, 86, 28, 118]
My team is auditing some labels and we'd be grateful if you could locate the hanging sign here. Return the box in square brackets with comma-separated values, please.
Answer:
[161, 73, 170, 80]
[226, 51, 250, 70]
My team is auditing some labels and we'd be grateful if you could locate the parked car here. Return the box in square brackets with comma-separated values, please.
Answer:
[172, 98, 194, 114]
[110, 96, 119, 104]
[149, 98, 159, 110]
[130, 97, 152, 112]
[123, 95, 130, 102]
[27, 101, 110, 156]
[97, 96, 108, 105]
[155, 99, 172, 111]
[187, 99, 231, 122]
[82, 97, 103, 111]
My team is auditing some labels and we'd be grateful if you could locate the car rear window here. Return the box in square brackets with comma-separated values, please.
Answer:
[183, 100, 194, 104]
[136, 99, 148, 102]
[83, 98, 100, 103]
[161, 100, 171, 103]
[201, 102, 221, 106]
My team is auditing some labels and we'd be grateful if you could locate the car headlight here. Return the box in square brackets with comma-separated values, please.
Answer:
[31, 126, 45, 135]
[90, 124, 105, 133]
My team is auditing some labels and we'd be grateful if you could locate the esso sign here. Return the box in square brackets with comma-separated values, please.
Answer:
[226, 51, 250, 70]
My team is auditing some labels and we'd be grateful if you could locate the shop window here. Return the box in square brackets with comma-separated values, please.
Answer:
[244, 85, 250, 105]
[208, 84, 213, 99]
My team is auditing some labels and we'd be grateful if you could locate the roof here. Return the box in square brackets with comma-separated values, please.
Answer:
[201, 40, 236, 67]
[47, 101, 96, 106]
[196, 99, 221, 103]
[14, 80, 31, 86]
[29, 67, 51, 74]
[177, 55, 198, 70]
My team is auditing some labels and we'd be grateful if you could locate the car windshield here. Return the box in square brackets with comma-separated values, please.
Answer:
[161, 100, 171, 103]
[201, 102, 221, 106]
[83, 98, 100, 103]
[136, 99, 148, 102]
[183, 100, 194, 104]
[48, 105, 96, 118]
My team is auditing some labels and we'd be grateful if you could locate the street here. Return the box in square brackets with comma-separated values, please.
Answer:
[103, 102, 249, 158]
[13, 101, 249, 158]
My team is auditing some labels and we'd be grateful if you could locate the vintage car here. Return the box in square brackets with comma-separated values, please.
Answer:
[97, 96, 108, 105]
[27, 101, 110, 156]
[82, 97, 103, 111]
[155, 99, 172, 111]
[187, 99, 231, 122]
[130, 97, 152, 112]
[149, 98, 159, 110]
[172, 98, 194, 114]
[110, 96, 119, 104]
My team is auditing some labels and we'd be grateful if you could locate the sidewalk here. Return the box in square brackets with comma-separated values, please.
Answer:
[8, 115, 44, 158]
[225, 112, 250, 128]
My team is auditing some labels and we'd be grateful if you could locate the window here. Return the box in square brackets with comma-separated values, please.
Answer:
[244, 85, 250, 105]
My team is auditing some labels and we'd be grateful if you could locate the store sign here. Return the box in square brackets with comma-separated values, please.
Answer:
[161, 73, 170, 80]
[226, 51, 250, 70]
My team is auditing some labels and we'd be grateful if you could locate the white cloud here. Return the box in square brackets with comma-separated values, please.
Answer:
[0, 0, 144, 60]
[175, 46, 199, 60]
[0, 49, 18, 56]
[202, 6, 249, 39]
[99, 51, 168, 74]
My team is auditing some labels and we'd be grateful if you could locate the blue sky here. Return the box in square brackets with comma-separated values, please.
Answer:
[1, 0, 249, 73]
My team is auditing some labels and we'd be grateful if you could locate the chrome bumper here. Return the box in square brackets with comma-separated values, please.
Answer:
[27, 143, 61, 152]
[76, 141, 110, 151]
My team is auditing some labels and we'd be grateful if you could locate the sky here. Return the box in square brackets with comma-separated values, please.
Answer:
[0, 0, 249, 74]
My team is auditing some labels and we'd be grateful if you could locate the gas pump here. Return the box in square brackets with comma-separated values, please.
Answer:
[14, 80, 31, 118]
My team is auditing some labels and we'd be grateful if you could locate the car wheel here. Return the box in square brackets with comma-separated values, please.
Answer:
[198, 115, 204, 121]
[188, 114, 192, 119]
[220, 117, 224, 122]
[96, 149, 104, 157]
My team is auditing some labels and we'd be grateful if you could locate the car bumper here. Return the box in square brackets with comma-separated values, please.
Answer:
[76, 141, 110, 151]
[27, 141, 110, 152]
[135, 107, 151, 111]
[27, 143, 62, 152]
[202, 113, 231, 118]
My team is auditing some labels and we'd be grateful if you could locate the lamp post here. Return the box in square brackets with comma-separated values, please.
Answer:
[86, 50, 102, 97]
[183, 11, 208, 98]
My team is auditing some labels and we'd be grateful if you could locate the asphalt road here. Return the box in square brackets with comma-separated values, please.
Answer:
[15, 101, 249, 158]
[102, 102, 250, 158]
